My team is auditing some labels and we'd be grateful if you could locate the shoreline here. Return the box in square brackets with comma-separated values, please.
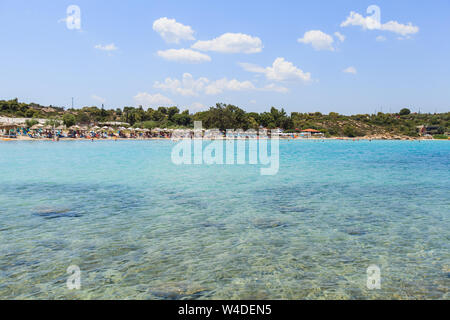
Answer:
[1, 136, 448, 142]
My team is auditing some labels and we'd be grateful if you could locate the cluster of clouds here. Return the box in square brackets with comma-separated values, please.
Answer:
[139, 17, 306, 106]
[152, 17, 263, 64]
[153, 72, 289, 97]
[133, 7, 419, 107]
[296, 8, 418, 52]
[340, 11, 419, 37]
[297, 30, 345, 51]
[239, 58, 311, 83]
[152, 17, 195, 44]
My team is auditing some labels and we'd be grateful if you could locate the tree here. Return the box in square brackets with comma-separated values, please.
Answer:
[172, 110, 192, 127]
[62, 114, 76, 127]
[25, 119, 39, 128]
[400, 108, 411, 116]
[167, 106, 180, 121]
[45, 118, 62, 127]
[203, 104, 247, 130]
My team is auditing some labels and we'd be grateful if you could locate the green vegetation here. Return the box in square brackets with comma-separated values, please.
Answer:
[1, 99, 449, 138]
[433, 134, 449, 140]
[399, 108, 411, 116]
[25, 119, 39, 128]
[45, 118, 62, 127]
[62, 114, 76, 127]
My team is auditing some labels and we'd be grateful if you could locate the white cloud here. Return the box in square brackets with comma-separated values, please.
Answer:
[298, 30, 335, 51]
[192, 33, 263, 54]
[341, 11, 419, 36]
[153, 17, 195, 44]
[343, 66, 357, 75]
[155, 73, 256, 96]
[154, 73, 209, 96]
[261, 83, 289, 93]
[154, 73, 286, 96]
[190, 102, 208, 111]
[204, 78, 255, 95]
[157, 49, 211, 63]
[376, 35, 387, 42]
[134, 92, 174, 107]
[240, 57, 311, 82]
[91, 95, 106, 104]
[334, 32, 346, 42]
[238, 62, 266, 74]
[381, 20, 419, 36]
[94, 43, 118, 51]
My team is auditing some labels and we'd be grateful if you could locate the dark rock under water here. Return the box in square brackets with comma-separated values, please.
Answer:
[200, 222, 227, 230]
[345, 229, 367, 236]
[279, 207, 314, 213]
[151, 289, 209, 300]
[252, 218, 290, 229]
[32, 207, 81, 219]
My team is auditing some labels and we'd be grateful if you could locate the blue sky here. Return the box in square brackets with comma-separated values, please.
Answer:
[0, 0, 449, 114]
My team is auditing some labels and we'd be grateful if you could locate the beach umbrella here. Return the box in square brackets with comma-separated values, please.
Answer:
[31, 124, 44, 130]
[0, 124, 18, 129]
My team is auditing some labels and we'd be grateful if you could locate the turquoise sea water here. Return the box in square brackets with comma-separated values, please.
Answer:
[0, 140, 449, 299]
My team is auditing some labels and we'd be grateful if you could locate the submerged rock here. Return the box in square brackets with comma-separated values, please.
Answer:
[149, 283, 210, 300]
[279, 207, 313, 213]
[200, 222, 227, 230]
[252, 218, 289, 229]
[345, 229, 367, 236]
[32, 207, 81, 219]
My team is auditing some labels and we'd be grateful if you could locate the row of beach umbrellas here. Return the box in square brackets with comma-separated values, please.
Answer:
[2, 123, 183, 133]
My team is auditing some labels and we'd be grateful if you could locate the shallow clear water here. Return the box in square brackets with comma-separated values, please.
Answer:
[0, 140, 448, 299]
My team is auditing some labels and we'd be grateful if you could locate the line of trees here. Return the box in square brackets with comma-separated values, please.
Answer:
[1, 99, 449, 137]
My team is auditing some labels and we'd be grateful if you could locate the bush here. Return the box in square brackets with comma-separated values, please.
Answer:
[62, 114, 76, 127]
[25, 119, 39, 128]
[343, 126, 364, 137]
[399, 108, 411, 116]
[433, 134, 448, 140]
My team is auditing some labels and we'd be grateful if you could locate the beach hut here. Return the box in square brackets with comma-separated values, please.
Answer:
[0, 123, 19, 138]
[301, 129, 321, 134]
[300, 129, 323, 138]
